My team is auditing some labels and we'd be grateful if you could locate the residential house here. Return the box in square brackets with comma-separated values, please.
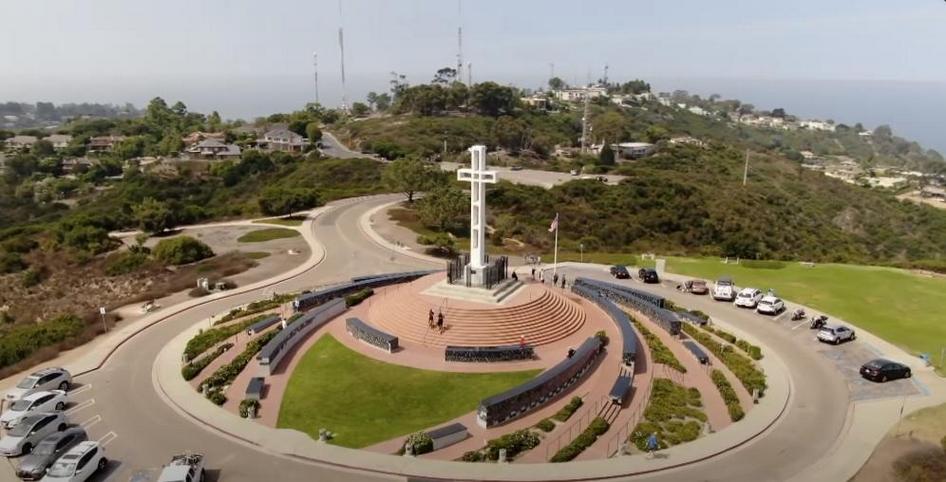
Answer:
[186, 139, 241, 159]
[87, 135, 126, 153]
[612, 142, 655, 159]
[46, 134, 73, 149]
[521, 94, 549, 109]
[687, 106, 710, 117]
[799, 120, 835, 132]
[5, 135, 38, 151]
[669, 136, 706, 148]
[256, 128, 307, 152]
[61, 157, 97, 174]
[181, 131, 226, 147]
[552, 86, 607, 103]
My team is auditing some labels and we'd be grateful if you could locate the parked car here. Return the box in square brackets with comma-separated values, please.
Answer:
[638, 268, 659, 283]
[5, 369, 72, 403]
[684, 280, 709, 295]
[157, 453, 206, 482]
[0, 391, 67, 429]
[860, 359, 911, 382]
[0, 412, 68, 457]
[16, 428, 88, 481]
[734, 288, 763, 308]
[41, 441, 106, 481]
[712, 277, 735, 301]
[609, 265, 630, 279]
[756, 296, 785, 315]
[509, 165, 523, 171]
[817, 325, 856, 345]
[569, 169, 579, 176]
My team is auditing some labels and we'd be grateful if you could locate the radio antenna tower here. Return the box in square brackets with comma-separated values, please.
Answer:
[580, 92, 591, 153]
[603, 64, 609, 85]
[467, 62, 472, 85]
[312, 52, 320, 105]
[456, 0, 464, 84]
[337, 0, 348, 111]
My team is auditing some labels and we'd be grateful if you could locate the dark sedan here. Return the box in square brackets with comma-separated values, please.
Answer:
[860, 359, 912, 383]
[610, 265, 630, 279]
[638, 268, 660, 283]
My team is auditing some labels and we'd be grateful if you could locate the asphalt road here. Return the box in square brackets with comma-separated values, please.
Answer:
[38, 195, 849, 482]
[320, 131, 372, 160]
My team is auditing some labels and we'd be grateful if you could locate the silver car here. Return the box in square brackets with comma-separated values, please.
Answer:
[0, 412, 68, 457]
[4, 368, 72, 403]
[16, 428, 88, 480]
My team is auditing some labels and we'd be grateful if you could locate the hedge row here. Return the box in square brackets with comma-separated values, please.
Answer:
[345, 288, 374, 307]
[461, 429, 541, 462]
[181, 342, 234, 381]
[199, 329, 280, 392]
[216, 293, 295, 325]
[710, 369, 745, 422]
[552, 396, 583, 422]
[632, 319, 687, 374]
[403, 432, 434, 455]
[630, 378, 706, 450]
[535, 418, 556, 432]
[550, 417, 610, 462]
[699, 324, 764, 360]
[185, 315, 266, 361]
[683, 324, 767, 396]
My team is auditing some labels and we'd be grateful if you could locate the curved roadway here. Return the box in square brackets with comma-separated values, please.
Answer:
[77, 195, 848, 482]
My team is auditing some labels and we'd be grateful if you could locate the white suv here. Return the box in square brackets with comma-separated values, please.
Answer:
[756, 296, 785, 315]
[0, 390, 67, 429]
[817, 325, 856, 345]
[5, 368, 72, 403]
[734, 288, 763, 308]
[712, 277, 735, 301]
[41, 441, 107, 481]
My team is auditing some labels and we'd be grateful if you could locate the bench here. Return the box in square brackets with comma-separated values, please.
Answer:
[445, 345, 534, 363]
[346, 317, 399, 353]
[682, 340, 709, 365]
[245, 377, 265, 401]
[571, 284, 638, 367]
[608, 374, 633, 404]
[425, 423, 469, 451]
[246, 315, 281, 336]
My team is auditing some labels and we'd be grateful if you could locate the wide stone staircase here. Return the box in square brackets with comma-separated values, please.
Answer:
[367, 287, 586, 348]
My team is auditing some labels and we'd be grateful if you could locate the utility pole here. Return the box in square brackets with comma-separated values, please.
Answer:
[580, 90, 591, 154]
[337, 0, 348, 111]
[603, 64, 609, 85]
[743, 149, 750, 186]
[312, 52, 319, 105]
[456, 0, 464, 84]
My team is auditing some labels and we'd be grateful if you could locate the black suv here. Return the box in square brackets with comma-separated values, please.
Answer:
[610, 265, 630, 279]
[638, 268, 659, 283]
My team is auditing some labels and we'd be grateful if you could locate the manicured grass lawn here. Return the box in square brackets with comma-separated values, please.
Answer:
[253, 217, 304, 227]
[236, 227, 300, 243]
[278, 335, 540, 448]
[658, 257, 946, 373]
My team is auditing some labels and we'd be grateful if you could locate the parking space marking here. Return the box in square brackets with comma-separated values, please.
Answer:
[97, 431, 117, 447]
[65, 398, 95, 415]
[791, 320, 810, 330]
[774, 310, 788, 321]
[69, 384, 93, 397]
[79, 415, 102, 430]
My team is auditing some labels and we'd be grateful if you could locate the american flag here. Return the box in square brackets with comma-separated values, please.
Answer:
[548, 213, 559, 233]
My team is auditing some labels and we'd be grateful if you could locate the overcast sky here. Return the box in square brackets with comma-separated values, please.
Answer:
[2, 0, 946, 118]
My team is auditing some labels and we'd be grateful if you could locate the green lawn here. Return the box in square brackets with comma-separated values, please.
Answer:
[252, 217, 304, 227]
[278, 335, 540, 448]
[656, 257, 946, 373]
[236, 228, 300, 243]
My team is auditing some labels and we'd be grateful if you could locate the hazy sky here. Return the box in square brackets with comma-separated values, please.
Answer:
[3, 0, 946, 136]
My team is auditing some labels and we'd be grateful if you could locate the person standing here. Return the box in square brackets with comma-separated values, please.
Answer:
[646, 432, 659, 459]
[561, 275, 566, 289]
[539, 270, 544, 284]
[428, 309, 435, 328]
[553, 273, 559, 286]
[437, 311, 445, 334]
[531, 267, 536, 280]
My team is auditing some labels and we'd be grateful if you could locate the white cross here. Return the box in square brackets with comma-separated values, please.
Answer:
[457, 145, 497, 278]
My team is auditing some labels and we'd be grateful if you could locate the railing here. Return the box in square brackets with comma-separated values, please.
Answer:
[543, 395, 608, 460]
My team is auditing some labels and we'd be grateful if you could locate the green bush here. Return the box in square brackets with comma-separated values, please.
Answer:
[632, 318, 686, 374]
[550, 417, 610, 462]
[552, 396, 583, 422]
[181, 342, 234, 381]
[184, 315, 268, 361]
[153, 236, 215, 265]
[595, 330, 609, 346]
[461, 450, 485, 462]
[683, 324, 767, 396]
[20, 268, 43, 288]
[206, 388, 227, 406]
[345, 288, 374, 307]
[404, 432, 434, 455]
[199, 329, 280, 392]
[0, 314, 86, 370]
[630, 378, 707, 450]
[216, 294, 295, 325]
[0, 251, 27, 274]
[239, 399, 261, 418]
[105, 251, 151, 276]
[535, 418, 555, 432]
[484, 429, 541, 461]
[711, 369, 745, 422]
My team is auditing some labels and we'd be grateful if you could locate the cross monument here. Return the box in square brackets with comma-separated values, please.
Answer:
[457, 145, 497, 286]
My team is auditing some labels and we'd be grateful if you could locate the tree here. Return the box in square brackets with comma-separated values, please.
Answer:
[644, 126, 670, 143]
[598, 143, 615, 166]
[493, 116, 527, 152]
[772, 107, 786, 118]
[114, 136, 146, 160]
[592, 111, 627, 144]
[470, 82, 518, 117]
[548, 77, 566, 90]
[133, 197, 176, 234]
[433, 67, 458, 84]
[207, 111, 222, 132]
[257, 187, 320, 217]
[351, 102, 370, 117]
[153, 236, 214, 265]
[366, 92, 379, 110]
[305, 123, 323, 143]
[396, 85, 447, 115]
[31, 140, 55, 158]
[383, 157, 434, 203]
[737, 104, 755, 115]
[417, 186, 466, 232]
[374, 93, 392, 111]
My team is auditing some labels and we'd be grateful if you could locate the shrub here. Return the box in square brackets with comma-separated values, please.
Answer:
[550, 417, 610, 462]
[206, 388, 227, 406]
[184, 315, 267, 361]
[181, 342, 234, 381]
[484, 429, 541, 461]
[345, 288, 374, 307]
[683, 324, 767, 396]
[892, 448, 946, 482]
[153, 236, 215, 265]
[239, 399, 261, 418]
[199, 329, 280, 392]
[105, 250, 151, 276]
[21, 268, 43, 288]
[711, 369, 745, 422]
[552, 396, 583, 422]
[461, 450, 485, 462]
[0, 251, 27, 274]
[630, 378, 707, 450]
[404, 432, 434, 455]
[0, 314, 86, 370]
[632, 318, 686, 374]
[535, 419, 555, 432]
[216, 293, 295, 325]
[595, 330, 609, 346]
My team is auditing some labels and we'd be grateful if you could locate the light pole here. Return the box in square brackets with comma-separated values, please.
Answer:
[98, 307, 108, 333]
[579, 243, 584, 263]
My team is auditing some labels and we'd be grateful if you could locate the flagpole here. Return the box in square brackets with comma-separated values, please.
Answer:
[553, 212, 559, 276]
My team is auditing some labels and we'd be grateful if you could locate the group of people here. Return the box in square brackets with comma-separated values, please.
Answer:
[428, 309, 445, 334]
[529, 267, 567, 289]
